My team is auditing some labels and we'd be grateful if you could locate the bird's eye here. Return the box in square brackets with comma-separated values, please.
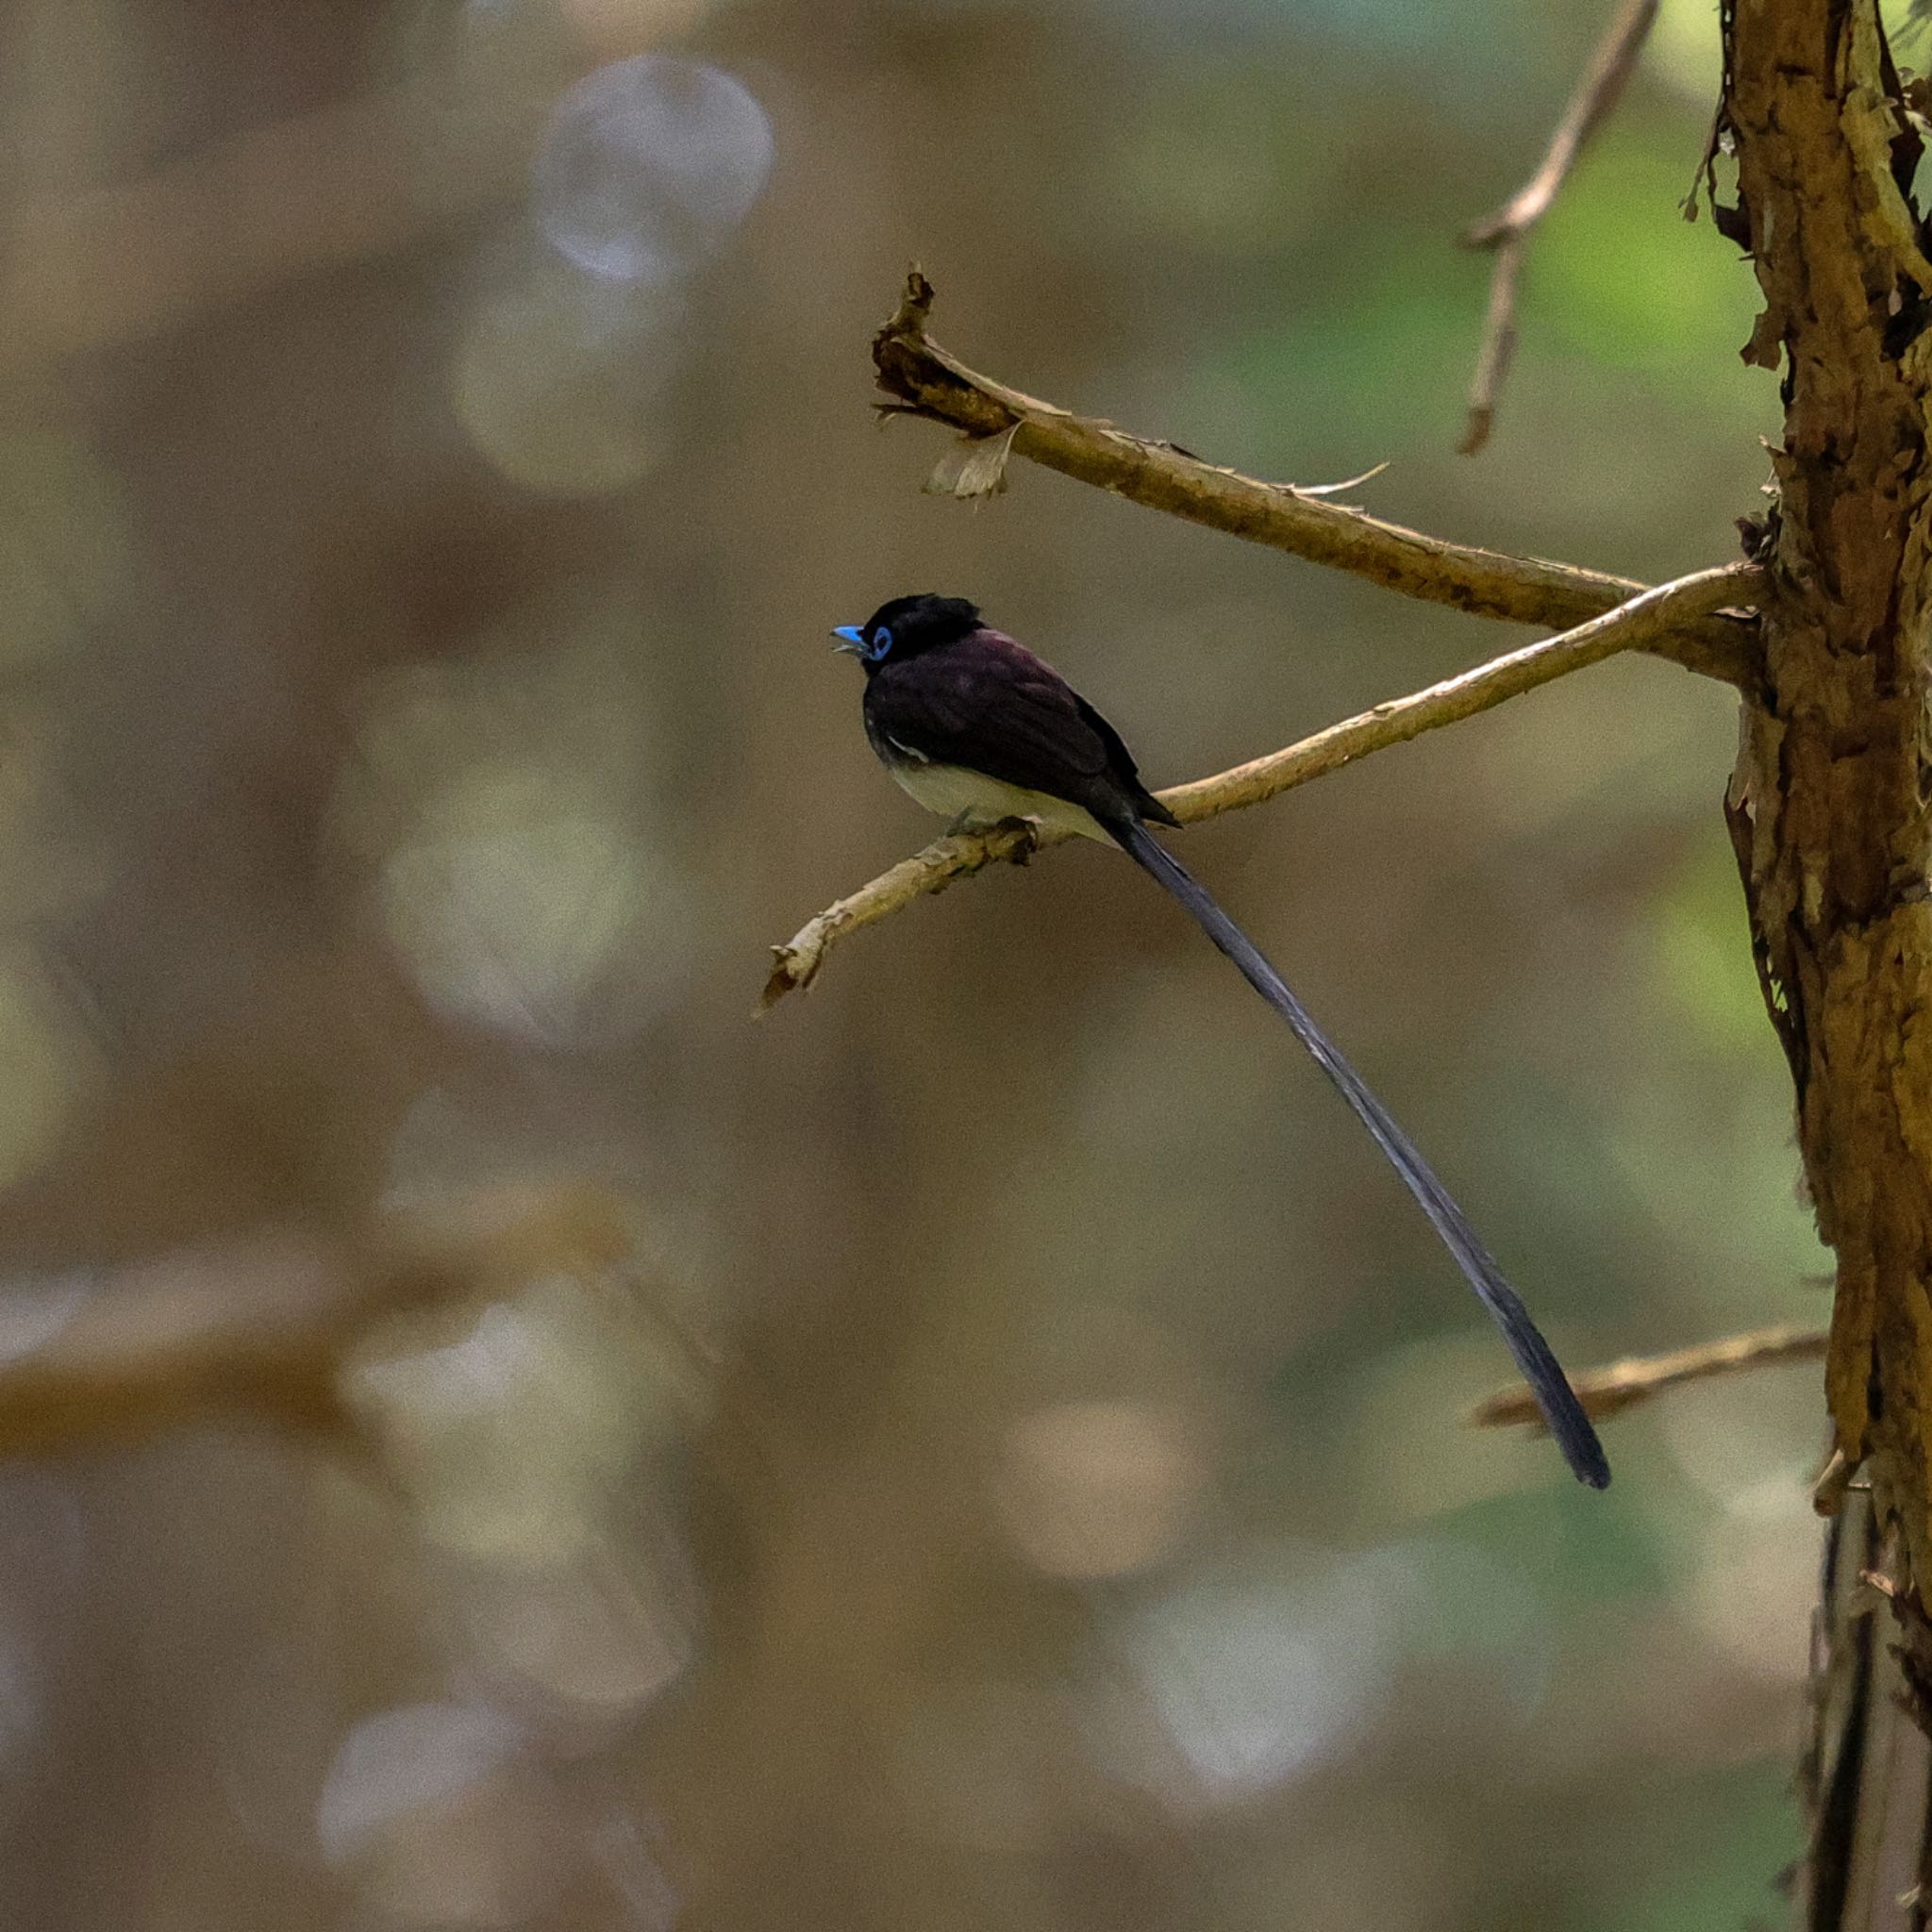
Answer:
[870, 625, 892, 657]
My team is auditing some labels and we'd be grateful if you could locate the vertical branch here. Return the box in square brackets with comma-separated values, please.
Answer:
[1457, 0, 1659, 451]
[1800, 1492, 1932, 1930]
[1723, 0, 1932, 1565]
[1717, 0, 1932, 1917]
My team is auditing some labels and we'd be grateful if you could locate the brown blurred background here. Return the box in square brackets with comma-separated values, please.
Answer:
[0, 1, 1825, 1926]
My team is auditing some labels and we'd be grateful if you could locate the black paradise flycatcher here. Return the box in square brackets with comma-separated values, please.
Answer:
[832, 593, 1609, 1490]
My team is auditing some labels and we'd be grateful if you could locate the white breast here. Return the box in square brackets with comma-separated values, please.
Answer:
[888, 761, 1111, 842]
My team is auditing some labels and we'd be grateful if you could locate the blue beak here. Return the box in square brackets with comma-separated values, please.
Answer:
[830, 625, 865, 654]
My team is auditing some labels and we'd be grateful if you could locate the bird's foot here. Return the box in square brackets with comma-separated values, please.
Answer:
[951, 814, 1040, 873]
[994, 814, 1041, 866]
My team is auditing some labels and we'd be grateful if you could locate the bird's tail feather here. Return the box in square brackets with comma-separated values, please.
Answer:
[1107, 815, 1608, 1490]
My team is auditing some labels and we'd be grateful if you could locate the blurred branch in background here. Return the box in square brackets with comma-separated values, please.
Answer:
[1457, 0, 1660, 455]
[873, 274, 1759, 685]
[0, 1185, 630, 1456]
[1470, 1321, 1827, 1434]
[762, 561, 1761, 1007]
[0, 11, 687, 368]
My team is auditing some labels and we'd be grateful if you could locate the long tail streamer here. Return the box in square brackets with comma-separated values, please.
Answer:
[1108, 815, 1609, 1489]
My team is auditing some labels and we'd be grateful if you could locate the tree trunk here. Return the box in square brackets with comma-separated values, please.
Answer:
[1719, 2, 1932, 1920]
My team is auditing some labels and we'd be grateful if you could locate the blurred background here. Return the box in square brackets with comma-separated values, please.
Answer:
[0, 0, 1829, 1926]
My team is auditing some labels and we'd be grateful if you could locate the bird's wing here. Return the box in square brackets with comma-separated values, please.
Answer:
[869, 633, 1146, 811]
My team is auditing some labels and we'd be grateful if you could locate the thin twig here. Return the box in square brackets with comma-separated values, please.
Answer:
[1468, 1320, 1826, 1433]
[760, 562, 1760, 1010]
[1681, 103, 1726, 223]
[873, 275, 1757, 687]
[1459, 237, 1526, 458]
[1458, 0, 1660, 453]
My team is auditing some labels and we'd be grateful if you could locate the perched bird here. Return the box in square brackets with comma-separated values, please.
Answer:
[832, 593, 1609, 1490]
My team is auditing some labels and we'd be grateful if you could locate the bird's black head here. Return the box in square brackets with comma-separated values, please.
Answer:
[831, 593, 981, 669]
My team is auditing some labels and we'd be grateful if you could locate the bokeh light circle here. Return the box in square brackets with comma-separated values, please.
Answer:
[534, 55, 774, 285]
[451, 271, 680, 496]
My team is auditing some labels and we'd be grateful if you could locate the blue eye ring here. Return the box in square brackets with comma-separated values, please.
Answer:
[869, 625, 892, 658]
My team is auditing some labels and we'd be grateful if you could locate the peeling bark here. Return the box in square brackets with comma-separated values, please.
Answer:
[1724, 0, 1932, 1549]
[1720, 1, 1932, 1917]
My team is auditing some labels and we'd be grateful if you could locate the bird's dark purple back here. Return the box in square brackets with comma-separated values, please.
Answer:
[861, 627, 1170, 824]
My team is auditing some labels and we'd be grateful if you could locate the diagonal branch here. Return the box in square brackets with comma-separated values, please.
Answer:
[872, 274, 1760, 689]
[1469, 1320, 1826, 1433]
[1457, 0, 1660, 454]
[761, 562, 1760, 1010]
[0, 31, 653, 373]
